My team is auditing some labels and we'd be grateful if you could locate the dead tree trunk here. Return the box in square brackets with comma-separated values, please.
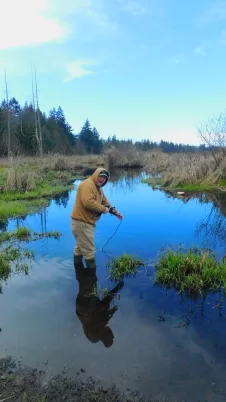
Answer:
[4, 70, 11, 158]
[34, 66, 43, 156]
[31, 66, 41, 155]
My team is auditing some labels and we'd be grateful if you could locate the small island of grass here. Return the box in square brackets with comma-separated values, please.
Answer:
[155, 247, 226, 294]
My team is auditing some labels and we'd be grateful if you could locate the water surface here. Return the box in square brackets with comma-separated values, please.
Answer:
[1, 170, 226, 401]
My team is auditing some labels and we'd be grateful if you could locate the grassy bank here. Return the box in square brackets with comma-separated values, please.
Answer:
[143, 177, 226, 192]
[105, 148, 226, 190]
[155, 247, 226, 294]
[143, 151, 226, 192]
[0, 154, 107, 221]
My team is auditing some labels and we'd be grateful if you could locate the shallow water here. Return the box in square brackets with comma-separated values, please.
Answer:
[1, 171, 226, 401]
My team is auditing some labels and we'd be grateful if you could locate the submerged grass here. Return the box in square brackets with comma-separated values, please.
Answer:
[0, 227, 61, 244]
[107, 253, 144, 281]
[0, 227, 62, 293]
[0, 245, 34, 293]
[155, 247, 226, 294]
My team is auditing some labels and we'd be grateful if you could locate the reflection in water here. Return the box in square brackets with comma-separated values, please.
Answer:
[164, 190, 226, 250]
[74, 259, 124, 348]
[110, 168, 145, 191]
[0, 220, 8, 231]
[53, 191, 70, 209]
[196, 205, 226, 249]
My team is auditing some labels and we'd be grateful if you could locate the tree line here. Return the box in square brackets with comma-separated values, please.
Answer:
[0, 96, 217, 157]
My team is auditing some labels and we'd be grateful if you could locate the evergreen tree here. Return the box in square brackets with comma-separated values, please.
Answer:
[92, 127, 102, 154]
[79, 119, 93, 153]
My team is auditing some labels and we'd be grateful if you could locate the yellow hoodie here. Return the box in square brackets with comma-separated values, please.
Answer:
[71, 167, 112, 225]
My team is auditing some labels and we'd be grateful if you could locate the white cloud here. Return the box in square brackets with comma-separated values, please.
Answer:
[198, 1, 226, 24]
[64, 60, 95, 81]
[0, 0, 70, 49]
[0, 0, 116, 50]
[120, 1, 145, 15]
[194, 46, 205, 56]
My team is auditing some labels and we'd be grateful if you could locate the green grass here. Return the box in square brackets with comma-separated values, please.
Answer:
[0, 227, 62, 293]
[142, 177, 226, 192]
[0, 199, 49, 221]
[0, 183, 73, 202]
[155, 247, 226, 294]
[142, 177, 163, 187]
[88, 284, 110, 298]
[0, 245, 34, 293]
[107, 253, 144, 281]
[0, 166, 77, 221]
[219, 179, 226, 187]
[0, 227, 61, 244]
[174, 183, 222, 192]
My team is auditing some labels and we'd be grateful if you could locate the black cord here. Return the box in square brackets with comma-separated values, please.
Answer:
[102, 220, 122, 254]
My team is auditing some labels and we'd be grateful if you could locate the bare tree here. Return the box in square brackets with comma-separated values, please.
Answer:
[31, 65, 43, 156]
[198, 112, 226, 167]
[34, 66, 43, 156]
[4, 70, 11, 158]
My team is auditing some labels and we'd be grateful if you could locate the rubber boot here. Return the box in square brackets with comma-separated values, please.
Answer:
[74, 254, 83, 264]
[85, 257, 96, 269]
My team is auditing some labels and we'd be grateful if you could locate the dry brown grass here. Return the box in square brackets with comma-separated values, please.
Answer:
[1, 150, 225, 189]
[144, 151, 226, 187]
[105, 148, 146, 169]
[5, 169, 38, 192]
[0, 154, 108, 173]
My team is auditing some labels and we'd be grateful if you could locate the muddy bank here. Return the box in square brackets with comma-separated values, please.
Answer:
[0, 357, 147, 402]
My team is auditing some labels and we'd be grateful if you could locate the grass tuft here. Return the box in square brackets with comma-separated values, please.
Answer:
[0, 245, 34, 293]
[155, 247, 226, 294]
[0, 227, 62, 293]
[107, 253, 144, 281]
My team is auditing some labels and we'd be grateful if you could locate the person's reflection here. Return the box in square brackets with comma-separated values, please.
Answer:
[74, 258, 124, 348]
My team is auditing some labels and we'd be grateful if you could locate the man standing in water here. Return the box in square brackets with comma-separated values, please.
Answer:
[71, 168, 123, 269]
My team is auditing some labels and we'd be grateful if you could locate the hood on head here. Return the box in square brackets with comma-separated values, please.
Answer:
[91, 167, 110, 187]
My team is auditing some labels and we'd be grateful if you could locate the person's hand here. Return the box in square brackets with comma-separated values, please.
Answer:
[116, 212, 123, 220]
[104, 207, 110, 214]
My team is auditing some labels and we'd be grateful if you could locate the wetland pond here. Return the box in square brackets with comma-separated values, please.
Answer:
[0, 169, 226, 401]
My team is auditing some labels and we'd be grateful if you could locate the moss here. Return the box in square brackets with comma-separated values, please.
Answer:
[155, 247, 226, 294]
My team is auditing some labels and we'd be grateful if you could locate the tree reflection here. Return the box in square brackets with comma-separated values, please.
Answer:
[109, 168, 144, 192]
[163, 190, 226, 250]
[53, 191, 70, 208]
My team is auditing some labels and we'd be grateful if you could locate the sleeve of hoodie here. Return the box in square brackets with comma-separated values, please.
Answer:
[102, 192, 119, 215]
[102, 192, 112, 208]
[81, 184, 106, 213]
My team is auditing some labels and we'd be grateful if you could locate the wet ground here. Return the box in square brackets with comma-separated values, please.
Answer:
[0, 170, 226, 401]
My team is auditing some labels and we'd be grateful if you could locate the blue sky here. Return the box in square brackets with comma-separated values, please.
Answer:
[0, 0, 226, 145]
